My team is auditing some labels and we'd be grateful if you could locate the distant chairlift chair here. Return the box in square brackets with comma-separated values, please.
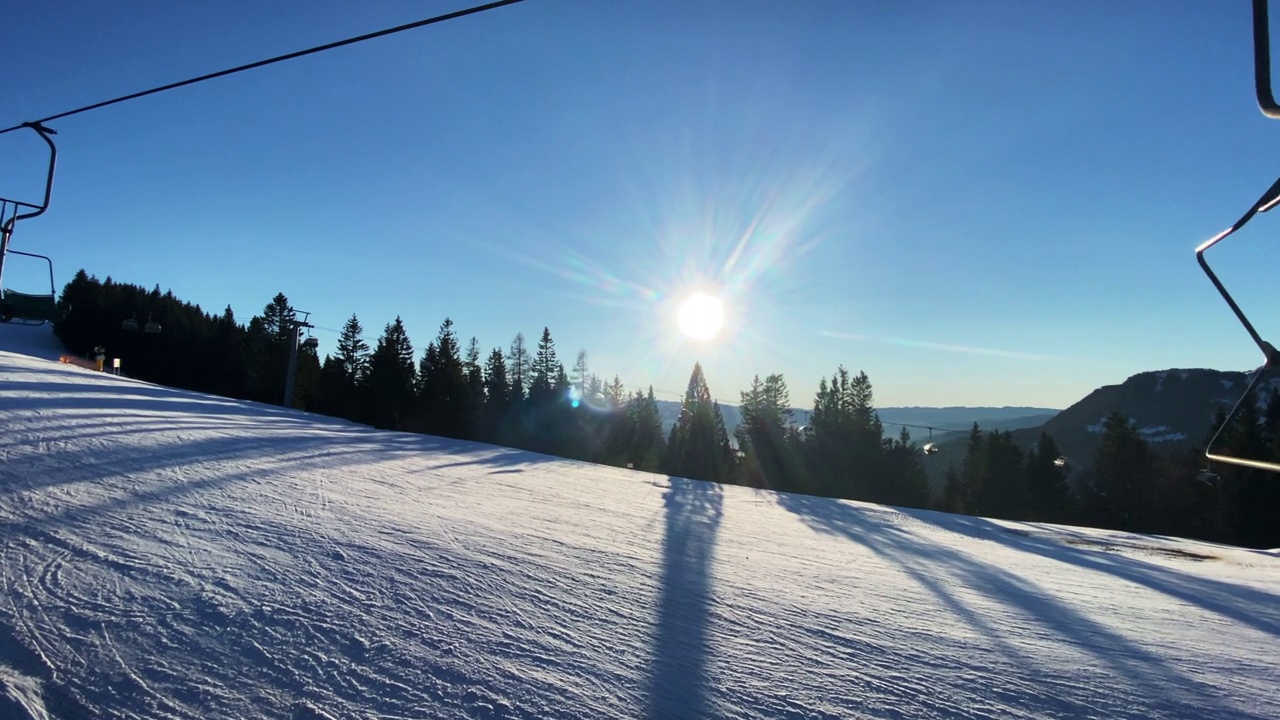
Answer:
[0, 122, 61, 325]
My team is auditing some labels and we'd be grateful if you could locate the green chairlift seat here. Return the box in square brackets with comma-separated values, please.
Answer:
[0, 249, 60, 325]
[0, 289, 58, 324]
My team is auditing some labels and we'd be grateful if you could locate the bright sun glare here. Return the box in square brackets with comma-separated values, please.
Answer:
[677, 293, 725, 341]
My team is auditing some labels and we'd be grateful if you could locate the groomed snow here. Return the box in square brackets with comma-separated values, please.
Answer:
[1, 332, 1278, 719]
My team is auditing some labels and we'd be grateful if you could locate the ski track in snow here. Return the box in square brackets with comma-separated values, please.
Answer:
[0, 345, 1278, 719]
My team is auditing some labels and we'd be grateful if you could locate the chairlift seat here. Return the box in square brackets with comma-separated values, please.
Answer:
[922, 442, 939, 455]
[144, 321, 161, 334]
[0, 289, 58, 323]
[301, 336, 319, 349]
[122, 318, 140, 332]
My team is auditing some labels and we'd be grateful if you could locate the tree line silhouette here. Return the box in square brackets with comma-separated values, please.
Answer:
[48, 270, 1280, 548]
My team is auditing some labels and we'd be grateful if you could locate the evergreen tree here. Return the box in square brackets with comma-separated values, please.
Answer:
[481, 347, 511, 442]
[364, 317, 415, 429]
[415, 318, 468, 438]
[572, 350, 590, 395]
[942, 463, 965, 513]
[244, 293, 297, 404]
[736, 374, 797, 490]
[957, 423, 984, 514]
[805, 368, 857, 498]
[633, 387, 668, 471]
[882, 426, 931, 508]
[606, 376, 627, 409]
[530, 327, 560, 402]
[1084, 412, 1156, 532]
[336, 314, 370, 382]
[973, 430, 1027, 520]
[666, 363, 732, 483]
[1217, 387, 1280, 548]
[464, 337, 485, 439]
[317, 354, 350, 418]
[208, 305, 247, 400]
[314, 314, 367, 420]
[1025, 431, 1071, 522]
[507, 332, 531, 404]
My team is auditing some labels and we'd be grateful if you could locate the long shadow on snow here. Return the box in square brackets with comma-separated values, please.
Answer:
[0, 420, 467, 515]
[646, 477, 723, 720]
[778, 493, 1258, 720]
[903, 511, 1280, 641]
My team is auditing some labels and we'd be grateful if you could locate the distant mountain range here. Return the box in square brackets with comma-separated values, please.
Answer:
[922, 367, 1279, 486]
[651, 367, 1273, 488]
[652, 400, 1059, 444]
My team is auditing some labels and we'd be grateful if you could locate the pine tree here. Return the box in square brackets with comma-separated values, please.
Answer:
[464, 337, 485, 440]
[507, 332, 531, 403]
[1025, 431, 1071, 522]
[942, 463, 965, 513]
[482, 347, 511, 442]
[635, 387, 668, 470]
[431, 318, 469, 437]
[806, 369, 853, 497]
[883, 425, 931, 509]
[736, 374, 796, 490]
[530, 327, 559, 402]
[957, 423, 984, 514]
[365, 317, 415, 429]
[336, 314, 370, 382]
[666, 363, 731, 483]
[244, 293, 297, 404]
[572, 350, 590, 395]
[1085, 412, 1155, 532]
[606, 376, 627, 410]
[974, 430, 1027, 520]
[1219, 387, 1280, 548]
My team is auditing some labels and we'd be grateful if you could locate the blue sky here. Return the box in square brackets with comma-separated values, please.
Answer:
[0, 1, 1275, 409]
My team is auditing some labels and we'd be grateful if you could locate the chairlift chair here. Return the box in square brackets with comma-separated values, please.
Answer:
[922, 425, 940, 455]
[122, 312, 162, 334]
[0, 123, 60, 325]
[1194, 0, 1280, 475]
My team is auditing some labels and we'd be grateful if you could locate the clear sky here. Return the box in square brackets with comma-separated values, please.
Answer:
[1, 1, 1275, 409]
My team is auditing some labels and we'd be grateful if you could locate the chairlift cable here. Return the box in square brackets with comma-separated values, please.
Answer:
[0, 0, 527, 136]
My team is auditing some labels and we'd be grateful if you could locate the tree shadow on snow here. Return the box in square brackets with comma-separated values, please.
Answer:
[900, 510, 1280, 642]
[646, 477, 723, 720]
[777, 492, 1265, 720]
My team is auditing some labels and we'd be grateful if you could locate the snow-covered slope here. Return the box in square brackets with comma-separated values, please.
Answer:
[0, 348, 1278, 719]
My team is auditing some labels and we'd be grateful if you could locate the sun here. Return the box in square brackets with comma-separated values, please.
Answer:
[677, 293, 725, 340]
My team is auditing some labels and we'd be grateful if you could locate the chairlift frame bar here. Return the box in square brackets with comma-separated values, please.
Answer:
[1256, 0, 1280, 118]
[0, 122, 58, 301]
[4, 249, 56, 296]
[1195, 5, 1280, 473]
[1196, 185, 1280, 472]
